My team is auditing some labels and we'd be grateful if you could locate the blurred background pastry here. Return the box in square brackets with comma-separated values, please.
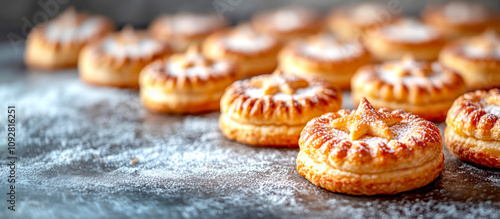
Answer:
[79, 26, 172, 88]
[279, 34, 371, 89]
[202, 24, 281, 79]
[326, 2, 400, 41]
[24, 7, 114, 70]
[140, 45, 237, 114]
[421, 1, 497, 39]
[363, 18, 446, 62]
[250, 6, 322, 43]
[440, 30, 500, 90]
[149, 13, 227, 52]
[351, 55, 465, 122]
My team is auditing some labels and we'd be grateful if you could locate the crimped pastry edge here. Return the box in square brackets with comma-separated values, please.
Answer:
[445, 126, 500, 168]
[296, 150, 444, 195]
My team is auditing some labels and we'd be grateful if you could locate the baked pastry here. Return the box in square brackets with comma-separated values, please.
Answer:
[279, 34, 371, 89]
[219, 71, 342, 147]
[149, 13, 227, 52]
[203, 24, 282, 79]
[422, 1, 496, 39]
[362, 18, 446, 61]
[351, 55, 465, 122]
[445, 89, 500, 168]
[24, 7, 114, 70]
[439, 30, 500, 90]
[326, 2, 400, 40]
[79, 26, 172, 88]
[139, 46, 237, 114]
[251, 7, 322, 43]
[297, 97, 444, 195]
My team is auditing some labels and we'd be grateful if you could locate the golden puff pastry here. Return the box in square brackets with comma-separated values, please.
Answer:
[421, 1, 496, 39]
[445, 89, 500, 168]
[25, 7, 114, 70]
[79, 26, 172, 88]
[326, 2, 400, 41]
[351, 55, 465, 122]
[149, 13, 227, 52]
[140, 46, 237, 114]
[251, 7, 322, 43]
[297, 97, 444, 195]
[219, 71, 342, 147]
[440, 30, 500, 90]
[203, 24, 282, 79]
[279, 34, 371, 89]
[362, 18, 446, 62]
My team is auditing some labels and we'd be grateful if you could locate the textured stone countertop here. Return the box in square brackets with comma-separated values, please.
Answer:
[0, 44, 499, 219]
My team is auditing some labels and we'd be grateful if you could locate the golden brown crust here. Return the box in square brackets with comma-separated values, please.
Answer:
[362, 19, 446, 61]
[445, 126, 500, 168]
[149, 13, 227, 52]
[439, 31, 500, 90]
[202, 25, 282, 78]
[297, 151, 444, 196]
[219, 71, 342, 146]
[326, 2, 400, 40]
[251, 7, 322, 42]
[279, 34, 372, 89]
[351, 56, 465, 122]
[421, 2, 495, 39]
[24, 9, 114, 70]
[139, 46, 237, 114]
[446, 89, 500, 141]
[79, 27, 172, 88]
[297, 98, 443, 195]
[445, 89, 500, 168]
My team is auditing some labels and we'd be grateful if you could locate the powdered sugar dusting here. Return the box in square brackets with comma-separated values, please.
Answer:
[349, 2, 387, 25]
[300, 38, 362, 60]
[164, 13, 224, 35]
[45, 17, 103, 42]
[0, 43, 498, 218]
[443, 1, 489, 23]
[382, 19, 438, 42]
[245, 86, 319, 101]
[378, 61, 446, 87]
[102, 37, 163, 58]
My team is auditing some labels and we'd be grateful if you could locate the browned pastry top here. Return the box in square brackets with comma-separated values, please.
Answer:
[328, 2, 400, 27]
[150, 13, 227, 39]
[300, 98, 442, 173]
[281, 34, 368, 64]
[85, 26, 171, 64]
[441, 30, 500, 62]
[447, 89, 500, 141]
[422, 1, 494, 26]
[140, 46, 237, 91]
[28, 7, 114, 48]
[220, 70, 342, 125]
[372, 18, 444, 45]
[352, 55, 465, 104]
[203, 24, 282, 57]
[251, 7, 321, 37]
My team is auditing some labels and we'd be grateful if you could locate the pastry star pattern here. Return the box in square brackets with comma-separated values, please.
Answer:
[387, 55, 433, 78]
[471, 29, 500, 56]
[177, 45, 212, 68]
[330, 97, 403, 140]
[254, 72, 309, 95]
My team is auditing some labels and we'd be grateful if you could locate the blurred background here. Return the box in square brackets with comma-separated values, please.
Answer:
[1, 0, 500, 41]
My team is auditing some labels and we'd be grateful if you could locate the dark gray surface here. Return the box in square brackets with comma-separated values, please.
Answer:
[0, 43, 499, 219]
